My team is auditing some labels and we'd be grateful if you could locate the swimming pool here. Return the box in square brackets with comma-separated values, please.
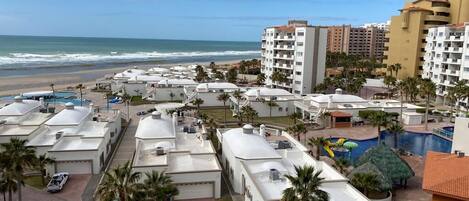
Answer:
[0, 91, 90, 106]
[326, 131, 452, 162]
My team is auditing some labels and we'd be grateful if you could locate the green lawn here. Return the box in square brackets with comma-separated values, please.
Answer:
[200, 108, 294, 127]
[24, 175, 45, 189]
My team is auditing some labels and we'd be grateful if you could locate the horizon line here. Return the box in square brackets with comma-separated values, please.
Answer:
[0, 34, 260, 43]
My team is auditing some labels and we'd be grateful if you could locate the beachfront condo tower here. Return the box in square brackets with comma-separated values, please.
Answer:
[422, 23, 469, 107]
[327, 25, 386, 61]
[384, 0, 469, 79]
[261, 20, 327, 95]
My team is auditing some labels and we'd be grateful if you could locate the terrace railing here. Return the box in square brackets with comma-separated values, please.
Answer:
[432, 128, 453, 140]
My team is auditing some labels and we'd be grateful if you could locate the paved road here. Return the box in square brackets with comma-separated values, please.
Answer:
[108, 104, 152, 169]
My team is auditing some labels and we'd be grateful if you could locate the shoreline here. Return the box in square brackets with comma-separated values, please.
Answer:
[0, 59, 245, 97]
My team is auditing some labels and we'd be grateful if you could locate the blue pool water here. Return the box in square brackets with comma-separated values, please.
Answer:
[0, 91, 90, 106]
[326, 131, 452, 162]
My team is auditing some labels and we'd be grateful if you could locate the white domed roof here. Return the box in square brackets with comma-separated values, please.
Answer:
[171, 66, 188, 71]
[114, 69, 146, 79]
[45, 106, 90, 126]
[222, 128, 281, 160]
[157, 79, 197, 85]
[196, 82, 238, 91]
[311, 94, 367, 103]
[135, 115, 175, 139]
[148, 67, 170, 73]
[244, 88, 292, 97]
[0, 99, 41, 116]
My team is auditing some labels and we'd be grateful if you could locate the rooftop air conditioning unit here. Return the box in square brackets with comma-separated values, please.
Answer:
[269, 169, 280, 181]
[458, 151, 465, 158]
[278, 140, 292, 149]
[0, 120, 6, 125]
[155, 147, 165, 156]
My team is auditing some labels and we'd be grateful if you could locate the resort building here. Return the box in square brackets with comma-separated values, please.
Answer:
[450, 117, 469, 154]
[132, 108, 221, 200]
[216, 124, 369, 201]
[261, 20, 327, 95]
[422, 23, 469, 107]
[384, 0, 469, 79]
[146, 79, 198, 102]
[0, 97, 52, 144]
[294, 89, 423, 127]
[361, 21, 390, 30]
[229, 87, 300, 117]
[26, 103, 122, 174]
[121, 75, 166, 97]
[185, 82, 239, 107]
[423, 151, 469, 201]
[327, 25, 386, 60]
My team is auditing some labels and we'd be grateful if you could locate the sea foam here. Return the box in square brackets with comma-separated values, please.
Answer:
[0, 50, 260, 68]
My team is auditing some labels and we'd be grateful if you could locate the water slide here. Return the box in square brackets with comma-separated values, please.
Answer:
[323, 138, 347, 158]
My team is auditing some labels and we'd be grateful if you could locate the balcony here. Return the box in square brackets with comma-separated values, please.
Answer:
[273, 63, 293, 69]
[274, 45, 294, 50]
[449, 35, 464, 41]
[274, 35, 295, 41]
[425, 15, 450, 23]
[449, 70, 460, 75]
[274, 54, 294, 60]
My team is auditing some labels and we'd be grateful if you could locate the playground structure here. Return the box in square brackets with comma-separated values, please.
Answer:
[323, 138, 358, 158]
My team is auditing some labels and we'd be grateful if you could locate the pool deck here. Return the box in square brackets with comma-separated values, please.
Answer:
[304, 122, 454, 141]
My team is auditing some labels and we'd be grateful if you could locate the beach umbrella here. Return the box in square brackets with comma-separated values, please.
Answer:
[343, 141, 358, 150]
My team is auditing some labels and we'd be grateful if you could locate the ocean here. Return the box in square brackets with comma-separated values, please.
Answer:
[0, 35, 260, 77]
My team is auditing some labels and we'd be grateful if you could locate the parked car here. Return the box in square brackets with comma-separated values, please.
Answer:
[47, 172, 70, 193]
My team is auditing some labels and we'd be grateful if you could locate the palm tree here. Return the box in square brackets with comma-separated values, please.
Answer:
[35, 154, 55, 186]
[205, 118, 218, 140]
[121, 93, 131, 121]
[240, 105, 258, 124]
[368, 111, 390, 145]
[396, 81, 406, 124]
[446, 87, 457, 122]
[191, 98, 204, 116]
[383, 76, 396, 98]
[0, 152, 17, 201]
[289, 112, 302, 125]
[232, 90, 243, 122]
[287, 123, 307, 142]
[387, 123, 404, 149]
[226, 68, 238, 83]
[256, 73, 266, 86]
[97, 161, 141, 201]
[452, 80, 469, 115]
[49, 83, 56, 109]
[217, 93, 230, 126]
[350, 173, 380, 198]
[419, 79, 436, 130]
[264, 98, 278, 117]
[307, 137, 327, 160]
[142, 171, 178, 201]
[282, 165, 329, 201]
[76, 84, 85, 106]
[1, 138, 37, 201]
[332, 158, 350, 175]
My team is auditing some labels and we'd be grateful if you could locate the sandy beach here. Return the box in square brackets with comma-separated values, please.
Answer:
[0, 59, 241, 97]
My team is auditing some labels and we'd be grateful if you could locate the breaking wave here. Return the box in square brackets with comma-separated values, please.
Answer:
[0, 50, 260, 68]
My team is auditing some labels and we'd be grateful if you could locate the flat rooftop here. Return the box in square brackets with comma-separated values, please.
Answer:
[2, 112, 52, 126]
[0, 125, 39, 136]
[50, 136, 102, 151]
[167, 153, 221, 174]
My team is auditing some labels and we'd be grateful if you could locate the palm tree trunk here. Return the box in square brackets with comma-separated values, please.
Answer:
[316, 146, 321, 160]
[16, 181, 21, 201]
[377, 127, 381, 145]
[8, 189, 11, 201]
[400, 94, 404, 124]
[41, 170, 46, 186]
[394, 133, 398, 149]
[425, 96, 429, 131]
[80, 88, 83, 106]
[223, 102, 227, 127]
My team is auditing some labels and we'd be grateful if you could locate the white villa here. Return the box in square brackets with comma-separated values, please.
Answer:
[146, 79, 198, 102]
[0, 97, 52, 144]
[230, 87, 300, 117]
[132, 108, 221, 200]
[185, 82, 239, 107]
[23, 102, 122, 174]
[121, 75, 166, 97]
[294, 89, 424, 127]
[216, 124, 369, 201]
